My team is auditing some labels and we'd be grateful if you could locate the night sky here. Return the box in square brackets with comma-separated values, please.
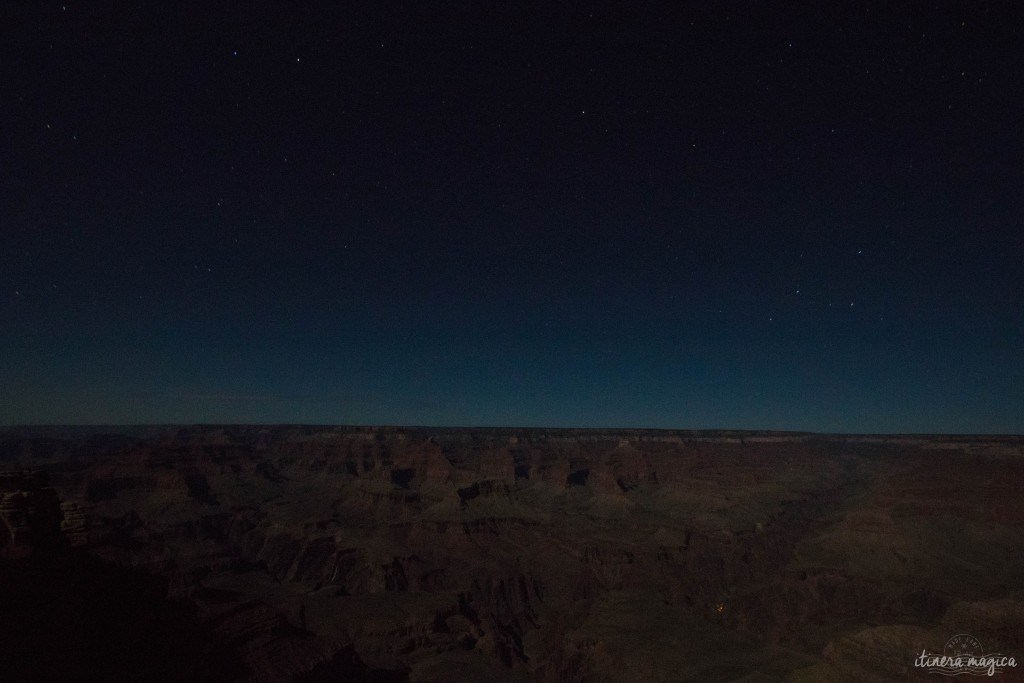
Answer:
[2, 3, 1022, 432]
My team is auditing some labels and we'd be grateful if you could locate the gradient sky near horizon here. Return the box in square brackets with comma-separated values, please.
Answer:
[2, 3, 1022, 432]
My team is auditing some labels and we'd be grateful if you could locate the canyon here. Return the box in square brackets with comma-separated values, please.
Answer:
[2, 426, 1023, 681]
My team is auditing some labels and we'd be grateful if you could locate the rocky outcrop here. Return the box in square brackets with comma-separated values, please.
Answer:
[59, 501, 90, 546]
[0, 470, 66, 558]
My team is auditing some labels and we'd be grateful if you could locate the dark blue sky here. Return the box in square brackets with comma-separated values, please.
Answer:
[2, 2, 1022, 431]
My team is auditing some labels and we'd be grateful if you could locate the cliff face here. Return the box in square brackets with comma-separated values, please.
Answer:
[2, 426, 1023, 681]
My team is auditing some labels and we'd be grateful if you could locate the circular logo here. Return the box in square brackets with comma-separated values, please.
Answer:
[943, 633, 984, 658]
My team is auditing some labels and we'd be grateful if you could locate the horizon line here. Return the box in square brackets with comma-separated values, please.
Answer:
[1, 423, 1021, 438]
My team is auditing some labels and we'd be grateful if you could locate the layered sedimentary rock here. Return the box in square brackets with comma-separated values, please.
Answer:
[1, 426, 1023, 681]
